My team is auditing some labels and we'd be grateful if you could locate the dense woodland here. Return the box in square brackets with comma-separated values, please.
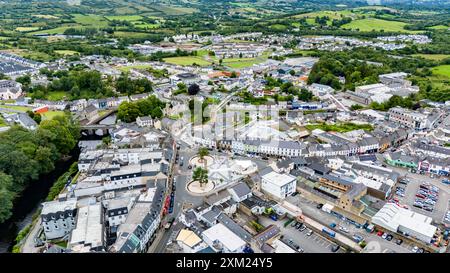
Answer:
[0, 115, 80, 223]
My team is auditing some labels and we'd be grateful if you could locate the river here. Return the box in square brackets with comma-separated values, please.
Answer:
[0, 113, 116, 252]
[0, 147, 81, 253]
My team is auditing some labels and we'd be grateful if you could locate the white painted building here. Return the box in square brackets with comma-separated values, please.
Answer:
[202, 223, 246, 253]
[261, 171, 297, 199]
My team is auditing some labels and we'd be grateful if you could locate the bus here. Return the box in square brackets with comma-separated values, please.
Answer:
[322, 227, 336, 238]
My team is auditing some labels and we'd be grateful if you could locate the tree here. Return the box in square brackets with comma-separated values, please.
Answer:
[289, 70, 296, 76]
[0, 172, 14, 223]
[188, 83, 200, 95]
[350, 104, 364, 111]
[298, 89, 313, 102]
[16, 75, 31, 86]
[192, 167, 208, 187]
[198, 147, 209, 165]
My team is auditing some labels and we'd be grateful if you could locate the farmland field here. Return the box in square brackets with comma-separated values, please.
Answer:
[429, 25, 449, 30]
[105, 15, 143, 21]
[72, 14, 108, 27]
[413, 54, 450, 61]
[15, 27, 39, 32]
[30, 25, 80, 35]
[113, 31, 151, 38]
[340, 18, 417, 33]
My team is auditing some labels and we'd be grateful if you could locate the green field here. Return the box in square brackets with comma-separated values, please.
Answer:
[72, 14, 108, 27]
[413, 54, 450, 61]
[305, 122, 374, 133]
[30, 25, 80, 35]
[113, 31, 150, 38]
[341, 18, 416, 33]
[41, 111, 65, 120]
[15, 27, 39, 32]
[163, 56, 212, 66]
[46, 91, 68, 101]
[0, 105, 31, 112]
[54, 50, 79, 56]
[222, 58, 263, 69]
[132, 22, 160, 29]
[429, 25, 449, 30]
[118, 64, 152, 72]
[432, 65, 450, 78]
[105, 15, 143, 21]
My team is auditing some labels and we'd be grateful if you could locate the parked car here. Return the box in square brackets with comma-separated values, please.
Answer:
[377, 231, 384, 236]
[412, 246, 419, 253]
[396, 239, 403, 245]
[331, 245, 340, 252]
[299, 226, 307, 232]
[306, 230, 313, 236]
[386, 234, 393, 241]
[339, 226, 349, 233]
[330, 223, 337, 228]
[382, 233, 388, 239]
[316, 204, 323, 209]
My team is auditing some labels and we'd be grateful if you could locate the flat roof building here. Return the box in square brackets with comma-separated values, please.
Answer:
[372, 203, 437, 244]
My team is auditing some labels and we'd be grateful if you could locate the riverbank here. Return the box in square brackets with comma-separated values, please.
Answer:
[0, 148, 80, 253]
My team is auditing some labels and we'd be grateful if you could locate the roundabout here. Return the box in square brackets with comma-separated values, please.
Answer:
[189, 155, 214, 168]
[186, 180, 215, 195]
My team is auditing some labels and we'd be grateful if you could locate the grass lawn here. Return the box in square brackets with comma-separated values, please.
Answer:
[432, 65, 450, 78]
[163, 56, 212, 66]
[54, 50, 79, 56]
[46, 91, 68, 101]
[305, 122, 374, 133]
[222, 58, 262, 69]
[41, 111, 65, 120]
[341, 18, 418, 33]
[412, 54, 450, 61]
[0, 105, 31, 112]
